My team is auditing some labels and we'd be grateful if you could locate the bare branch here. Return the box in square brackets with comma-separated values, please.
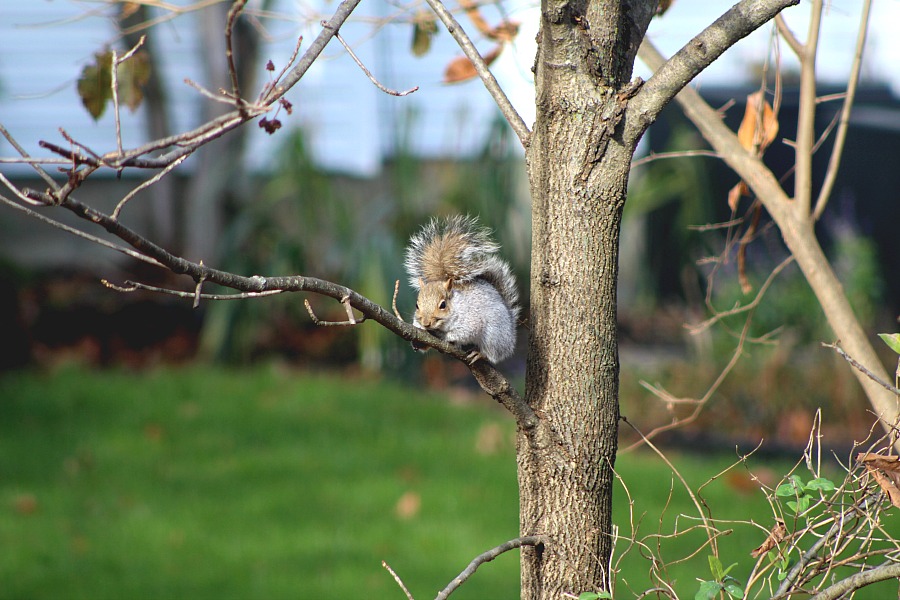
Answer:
[434, 536, 549, 600]
[774, 13, 803, 56]
[813, 0, 872, 220]
[392, 280, 405, 321]
[111, 35, 148, 158]
[688, 255, 794, 334]
[421, 0, 529, 147]
[630, 149, 721, 168]
[112, 155, 187, 220]
[0, 194, 162, 267]
[824, 342, 900, 397]
[793, 0, 823, 217]
[225, 0, 249, 112]
[304, 297, 366, 326]
[381, 561, 415, 600]
[811, 562, 900, 600]
[101, 279, 284, 300]
[0, 125, 56, 189]
[326, 23, 419, 96]
[627, 0, 800, 143]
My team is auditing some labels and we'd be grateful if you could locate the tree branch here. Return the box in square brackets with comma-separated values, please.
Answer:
[434, 535, 549, 600]
[812, 0, 871, 220]
[421, 0, 529, 147]
[823, 342, 900, 397]
[793, 0, 823, 217]
[626, 0, 799, 144]
[326, 24, 419, 96]
[810, 562, 900, 600]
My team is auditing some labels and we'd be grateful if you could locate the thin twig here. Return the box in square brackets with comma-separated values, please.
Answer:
[688, 255, 794, 335]
[304, 298, 366, 326]
[0, 123, 58, 190]
[621, 418, 721, 557]
[111, 35, 147, 159]
[325, 23, 418, 96]
[0, 173, 47, 206]
[112, 155, 187, 220]
[183, 77, 239, 105]
[225, 0, 249, 113]
[434, 536, 549, 600]
[392, 279, 405, 321]
[630, 149, 721, 168]
[0, 194, 163, 267]
[793, 0, 823, 217]
[811, 561, 900, 600]
[101, 279, 284, 300]
[774, 13, 803, 56]
[193, 266, 207, 309]
[381, 561, 415, 600]
[813, 0, 871, 220]
[421, 0, 528, 146]
[824, 342, 900, 397]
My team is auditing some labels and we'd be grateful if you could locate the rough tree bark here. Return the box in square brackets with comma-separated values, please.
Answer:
[520, 2, 655, 595]
[519, 0, 799, 596]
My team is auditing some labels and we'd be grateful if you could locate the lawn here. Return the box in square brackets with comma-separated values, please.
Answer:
[0, 365, 894, 599]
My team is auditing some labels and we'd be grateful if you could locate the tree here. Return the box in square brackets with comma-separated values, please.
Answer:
[3, 0, 895, 598]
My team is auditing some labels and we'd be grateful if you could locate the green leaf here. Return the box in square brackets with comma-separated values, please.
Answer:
[787, 500, 798, 513]
[776, 475, 803, 497]
[722, 562, 739, 578]
[796, 495, 810, 514]
[724, 580, 745, 599]
[578, 593, 611, 600]
[805, 477, 835, 492]
[116, 50, 151, 112]
[77, 51, 113, 120]
[708, 555, 725, 580]
[410, 11, 438, 57]
[695, 580, 723, 600]
[879, 333, 900, 355]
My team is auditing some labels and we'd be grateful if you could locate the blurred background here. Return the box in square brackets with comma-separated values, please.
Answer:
[1, 1, 899, 598]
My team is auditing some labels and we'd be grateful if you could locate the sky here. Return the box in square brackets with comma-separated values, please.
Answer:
[0, 1, 896, 176]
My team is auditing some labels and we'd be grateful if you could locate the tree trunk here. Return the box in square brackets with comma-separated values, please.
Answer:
[520, 1, 655, 597]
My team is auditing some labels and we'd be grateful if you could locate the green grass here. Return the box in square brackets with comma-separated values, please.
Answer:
[0, 365, 895, 599]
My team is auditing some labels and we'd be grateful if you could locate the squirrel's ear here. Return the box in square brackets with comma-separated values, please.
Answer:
[443, 278, 453, 292]
[418, 277, 425, 289]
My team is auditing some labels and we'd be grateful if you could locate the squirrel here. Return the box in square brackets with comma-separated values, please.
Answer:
[404, 215, 519, 364]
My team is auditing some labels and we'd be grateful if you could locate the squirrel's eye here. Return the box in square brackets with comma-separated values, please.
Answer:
[415, 302, 419, 309]
[439, 300, 447, 309]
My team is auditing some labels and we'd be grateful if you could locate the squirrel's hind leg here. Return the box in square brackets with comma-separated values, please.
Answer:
[465, 349, 484, 365]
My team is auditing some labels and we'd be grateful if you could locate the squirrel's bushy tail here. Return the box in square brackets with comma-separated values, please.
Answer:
[404, 215, 519, 314]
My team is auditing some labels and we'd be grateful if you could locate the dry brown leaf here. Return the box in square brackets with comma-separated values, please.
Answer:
[488, 21, 520, 43]
[458, 0, 493, 37]
[120, 2, 141, 20]
[858, 453, 900, 508]
[737, 90, 779, 155]
[751, 519, 786, 558]
[443, 45, 503, 84]
[737, 203, 761, 294]
[727, 181, 749, 213]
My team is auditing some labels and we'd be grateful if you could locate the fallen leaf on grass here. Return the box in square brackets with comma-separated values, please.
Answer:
[395, 490, 421, 519]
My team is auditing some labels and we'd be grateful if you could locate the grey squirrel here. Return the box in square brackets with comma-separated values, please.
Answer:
[404, 215, 519, 364]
